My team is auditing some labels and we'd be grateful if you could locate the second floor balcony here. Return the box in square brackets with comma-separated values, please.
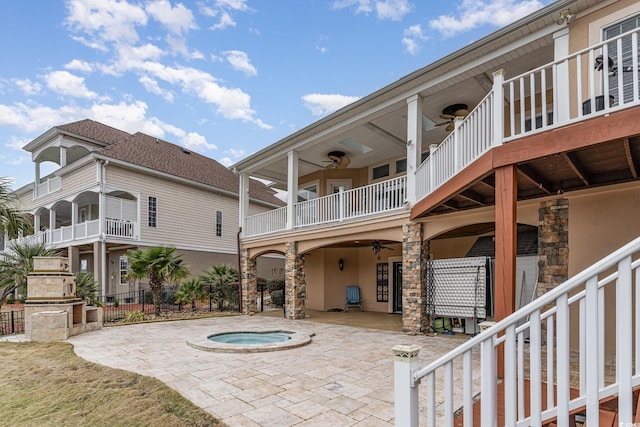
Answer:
[240, 26, 640, 239]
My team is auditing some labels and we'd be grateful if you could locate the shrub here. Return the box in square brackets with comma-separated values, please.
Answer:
[270, 290, 284, 307]
[267, 279, 285, 293]
[113, 298, 119, 308]
[6, 295, 15, 304]
[122, 311, 146, 323]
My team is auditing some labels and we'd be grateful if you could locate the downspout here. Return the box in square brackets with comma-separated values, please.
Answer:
[237, 227, 243, 313]
[100, 160, 109, 296]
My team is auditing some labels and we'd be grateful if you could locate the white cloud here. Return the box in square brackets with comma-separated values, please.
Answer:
[375, 0, 413, 21]
[226, 147, 245, 158]
[302, 93, 360, 116]
[332, 0, 412, 21]
[332, 0, 372, 14]
[66, 0, 147, 44]
[180, 132, 216, 151]
[218, 156, 233, 167]
[429, 0, 546, 38]
[6, 135, 31, 151]
[145, 0, 196, 35]
[402, 24, 428, 55]
[206, 0, 253, 31]
[65, 59, 94, 72]
[0, 102, 83, 133]
[139, 75, 174, 102]
[210, 11, 236, 30]
[224, 50, 257, 76]
[13, 78, 42, 95]
[44, 70, 97, 99]
[64, 0, 269, 129]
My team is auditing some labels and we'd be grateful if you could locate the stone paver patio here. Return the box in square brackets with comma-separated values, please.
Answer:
[67, 315, 476, 426]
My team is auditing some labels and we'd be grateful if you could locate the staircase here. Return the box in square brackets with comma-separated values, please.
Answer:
[394, 236, 640, 426]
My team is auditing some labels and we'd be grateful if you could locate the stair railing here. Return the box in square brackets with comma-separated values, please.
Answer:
[394, 235, 640, 426]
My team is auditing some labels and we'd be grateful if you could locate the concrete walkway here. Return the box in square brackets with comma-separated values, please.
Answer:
[68, 315, 477, 426]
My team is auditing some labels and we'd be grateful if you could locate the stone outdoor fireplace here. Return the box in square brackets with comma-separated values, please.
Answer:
[24, 256, 102, 341]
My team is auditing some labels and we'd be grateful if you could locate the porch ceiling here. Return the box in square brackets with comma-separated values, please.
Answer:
[247, 38, 554, 189]
[414, 106, 640, 217]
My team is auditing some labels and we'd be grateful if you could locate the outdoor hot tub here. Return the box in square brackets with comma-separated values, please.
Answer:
[187, 329, 314, 353]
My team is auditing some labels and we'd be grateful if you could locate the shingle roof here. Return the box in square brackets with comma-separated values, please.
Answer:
[57, 119, 283, 206]
[56, 119, 133, 146]
[465, 230, 538, 258]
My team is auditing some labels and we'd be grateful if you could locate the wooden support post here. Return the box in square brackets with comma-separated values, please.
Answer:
[494, 164, 517, 377]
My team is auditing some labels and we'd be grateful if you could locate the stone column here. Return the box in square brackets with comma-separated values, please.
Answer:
[240, 248, 257, 314]
[538, 198, 569, 295]
[402, 222, 428, 333]
[284, 241, 306, 319]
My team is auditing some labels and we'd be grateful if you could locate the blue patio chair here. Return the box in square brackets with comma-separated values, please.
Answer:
[345, 286, 362, 312]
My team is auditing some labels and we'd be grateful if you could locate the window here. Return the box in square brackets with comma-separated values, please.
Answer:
[215, 210, 223, 237]
[148, 196, 157, 228]
[395, 158, 407, 174]
[372, 164, 390, 180]
[79, 208, 87, 223]
[119, 256, 128, 285]
[603, 14, 640, 105]
[80, 259, 88, 273]
[298, 183, 317, 202]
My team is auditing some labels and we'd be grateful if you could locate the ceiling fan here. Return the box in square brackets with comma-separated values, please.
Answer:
[372, 240, 393, 257]
[436, 103, 469, 132]
[324, 151, 351, 169]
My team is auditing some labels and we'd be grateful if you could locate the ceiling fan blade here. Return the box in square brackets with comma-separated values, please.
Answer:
[439, 114, 455, 120]
[454, 109, 470, 116]
[446, 122, 455, 132]
[436, 121, 450, 127]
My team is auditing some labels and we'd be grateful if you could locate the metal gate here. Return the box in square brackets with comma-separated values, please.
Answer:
[426, 256, 488, 321]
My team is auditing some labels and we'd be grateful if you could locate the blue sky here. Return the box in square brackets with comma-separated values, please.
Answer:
[0, 0, 552, 189]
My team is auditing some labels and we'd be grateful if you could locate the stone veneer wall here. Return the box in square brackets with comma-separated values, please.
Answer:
[240, 248, 257, 314]
[402, 222, 429, 333]
[284, 241, 306, 320]
[538, 198, 569, 296]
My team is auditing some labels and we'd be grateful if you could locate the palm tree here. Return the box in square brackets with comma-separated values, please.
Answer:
[75, 272, 102, 306]
[126, 246, 189, 316]
[0, 241, 59, 308]
[0, 177, 32, 240]
[200, 264, 239, 311]
[175, 278, 207, 311]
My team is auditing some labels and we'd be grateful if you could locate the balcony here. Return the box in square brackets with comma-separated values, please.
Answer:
[241, 28, 640, 239]
[3, 219, 136, 251]
[244, 176, 407, 237]
[34, 176, 61, 199]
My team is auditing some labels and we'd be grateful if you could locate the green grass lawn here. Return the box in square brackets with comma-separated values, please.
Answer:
[0, 342, 226, 427]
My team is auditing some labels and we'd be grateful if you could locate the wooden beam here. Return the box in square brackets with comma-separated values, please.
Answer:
[494, 164, 517, 322]
[458, 189, 486, 205]
[623, 137, 638, 179]
[517, 164, 552, 194]
[411, 151, 494, 219]
[494, 105, 640, 167]
[364, 122, 406, 148]
[561, 152, 589, 186]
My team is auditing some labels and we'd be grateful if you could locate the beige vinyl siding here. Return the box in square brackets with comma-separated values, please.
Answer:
[106, 165, 240, 251]
[18, 162, 97, 211]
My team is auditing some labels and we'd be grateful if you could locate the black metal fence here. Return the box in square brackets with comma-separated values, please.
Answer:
[0, 310, 24, 335]
[257, 280, 285, 313]
[98, 285, 240, 323]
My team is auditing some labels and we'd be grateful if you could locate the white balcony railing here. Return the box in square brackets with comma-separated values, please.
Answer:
[34, 176, 61, 198]
[244, 206, 287, 237]
[243, 176, 407, 238]
[394, 235, 640, 426]
[2, 219, 136, 251]
[504, 28, 640, 141]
